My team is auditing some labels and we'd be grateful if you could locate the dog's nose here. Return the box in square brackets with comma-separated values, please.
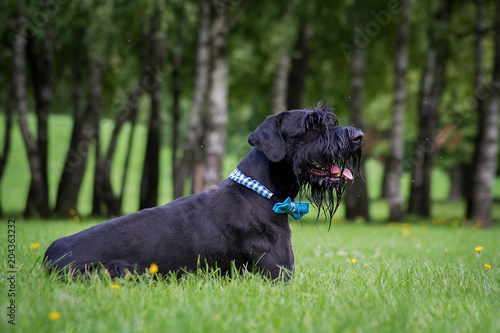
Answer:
[349, 128, 364, 146]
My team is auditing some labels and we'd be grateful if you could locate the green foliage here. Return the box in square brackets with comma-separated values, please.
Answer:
[2, 220, 499, 332]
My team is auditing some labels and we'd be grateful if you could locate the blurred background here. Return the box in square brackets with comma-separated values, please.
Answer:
[1, 0, 499, 225]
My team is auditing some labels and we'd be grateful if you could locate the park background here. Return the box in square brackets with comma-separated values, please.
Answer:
[1, 0, 499, 224]
[1, 0, 500, 332]
[0, 0, 500, 225]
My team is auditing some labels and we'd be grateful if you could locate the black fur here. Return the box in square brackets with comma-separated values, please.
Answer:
[43, 105, 363, 281]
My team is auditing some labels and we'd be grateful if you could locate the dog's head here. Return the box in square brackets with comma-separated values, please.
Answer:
[248, 104, 363, 224]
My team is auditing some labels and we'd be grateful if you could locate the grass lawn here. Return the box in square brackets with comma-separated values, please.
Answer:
[1, 218, 499, 332]
[1, 114, 500, 332]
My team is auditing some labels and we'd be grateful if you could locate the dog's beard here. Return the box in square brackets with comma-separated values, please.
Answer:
[295, 150, 361, 230]
[298, 174, 346, 228]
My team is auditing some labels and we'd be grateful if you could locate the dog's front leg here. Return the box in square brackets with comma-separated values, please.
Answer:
[252, 252, 293, 282]
[249, 237, 294, 281]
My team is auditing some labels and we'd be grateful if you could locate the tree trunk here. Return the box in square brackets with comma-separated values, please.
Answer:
[13, 10, 50, 218]
[271, 4, 294, 115]
[408, 0, 451, 217]
[97, 91, 141, 217]
[448, 164, 469, 201]
[22, 15, 53, 217]
[71, 28, 85, 122]
[381, 160, 390, 199]
[140, 88, 161, 210]
[55, 36, 103, 216]
[55, 28, 85, 216]
[171, 6, 184, 198]
[118, 106, 138, 210]
[202, 0, 229, 190]
[467, 0, 500, 226]
[386, 0, 410, 222]
[92, 128, 105, 216]
[286, 24, 311, 110]
[344, 45, 370, 221]
[272, 53, 291, 115]
[99, 87, 143, 217]
[25, 21, 53, 217]
[98, 23, 150, 216]
[139, 8, 164, 210]
[174, 0, 211, 198]
[0, 72, 15, 215]
[408, 50, 436, 216]
[467, 0, 486, 217]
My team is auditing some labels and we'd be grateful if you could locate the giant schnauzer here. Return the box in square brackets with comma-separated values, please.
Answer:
[44, 105, 363, 281]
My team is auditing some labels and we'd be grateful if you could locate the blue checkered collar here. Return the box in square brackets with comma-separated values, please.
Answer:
[229, 168, 273, 199]
[228, 168, 309, 220]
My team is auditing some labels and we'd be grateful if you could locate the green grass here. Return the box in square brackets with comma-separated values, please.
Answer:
[1, 219, 499, 332]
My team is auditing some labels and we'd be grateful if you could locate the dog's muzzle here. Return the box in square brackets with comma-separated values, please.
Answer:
[307, 164, 353, 181]
[304, 127, 363, 185]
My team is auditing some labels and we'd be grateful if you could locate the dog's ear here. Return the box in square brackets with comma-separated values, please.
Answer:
[248, 115, 286, 162]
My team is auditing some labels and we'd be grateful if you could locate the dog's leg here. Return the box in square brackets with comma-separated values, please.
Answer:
[102, 260, 142, 278]
[251, 253, 293, 282]
[250, 238, 294, 281]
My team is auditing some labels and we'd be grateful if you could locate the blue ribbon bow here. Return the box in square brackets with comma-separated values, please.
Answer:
[228, 169, 309, 220]
[273, 197, 309, 220]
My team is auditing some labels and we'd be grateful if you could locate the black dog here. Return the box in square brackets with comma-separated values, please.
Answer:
[44, 105, 363, 281]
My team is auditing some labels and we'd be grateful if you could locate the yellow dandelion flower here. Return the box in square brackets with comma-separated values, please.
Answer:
[111, 284, 120, 290]
[31, 242, 40, 250]
[484, 264, 491, 270]
[149, 263, 159, 274]
[350, 259, 358, 263]
[401, 228, 410, 236]
[73, 215, 80, 222]
[48, 311, 61, 320]
[69, 208, 76, 216]
[475, 246, 483, 253]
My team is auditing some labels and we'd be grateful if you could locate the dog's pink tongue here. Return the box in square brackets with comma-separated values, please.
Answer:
[330, 165, 353, 180]
[342, 168, 353, 180]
